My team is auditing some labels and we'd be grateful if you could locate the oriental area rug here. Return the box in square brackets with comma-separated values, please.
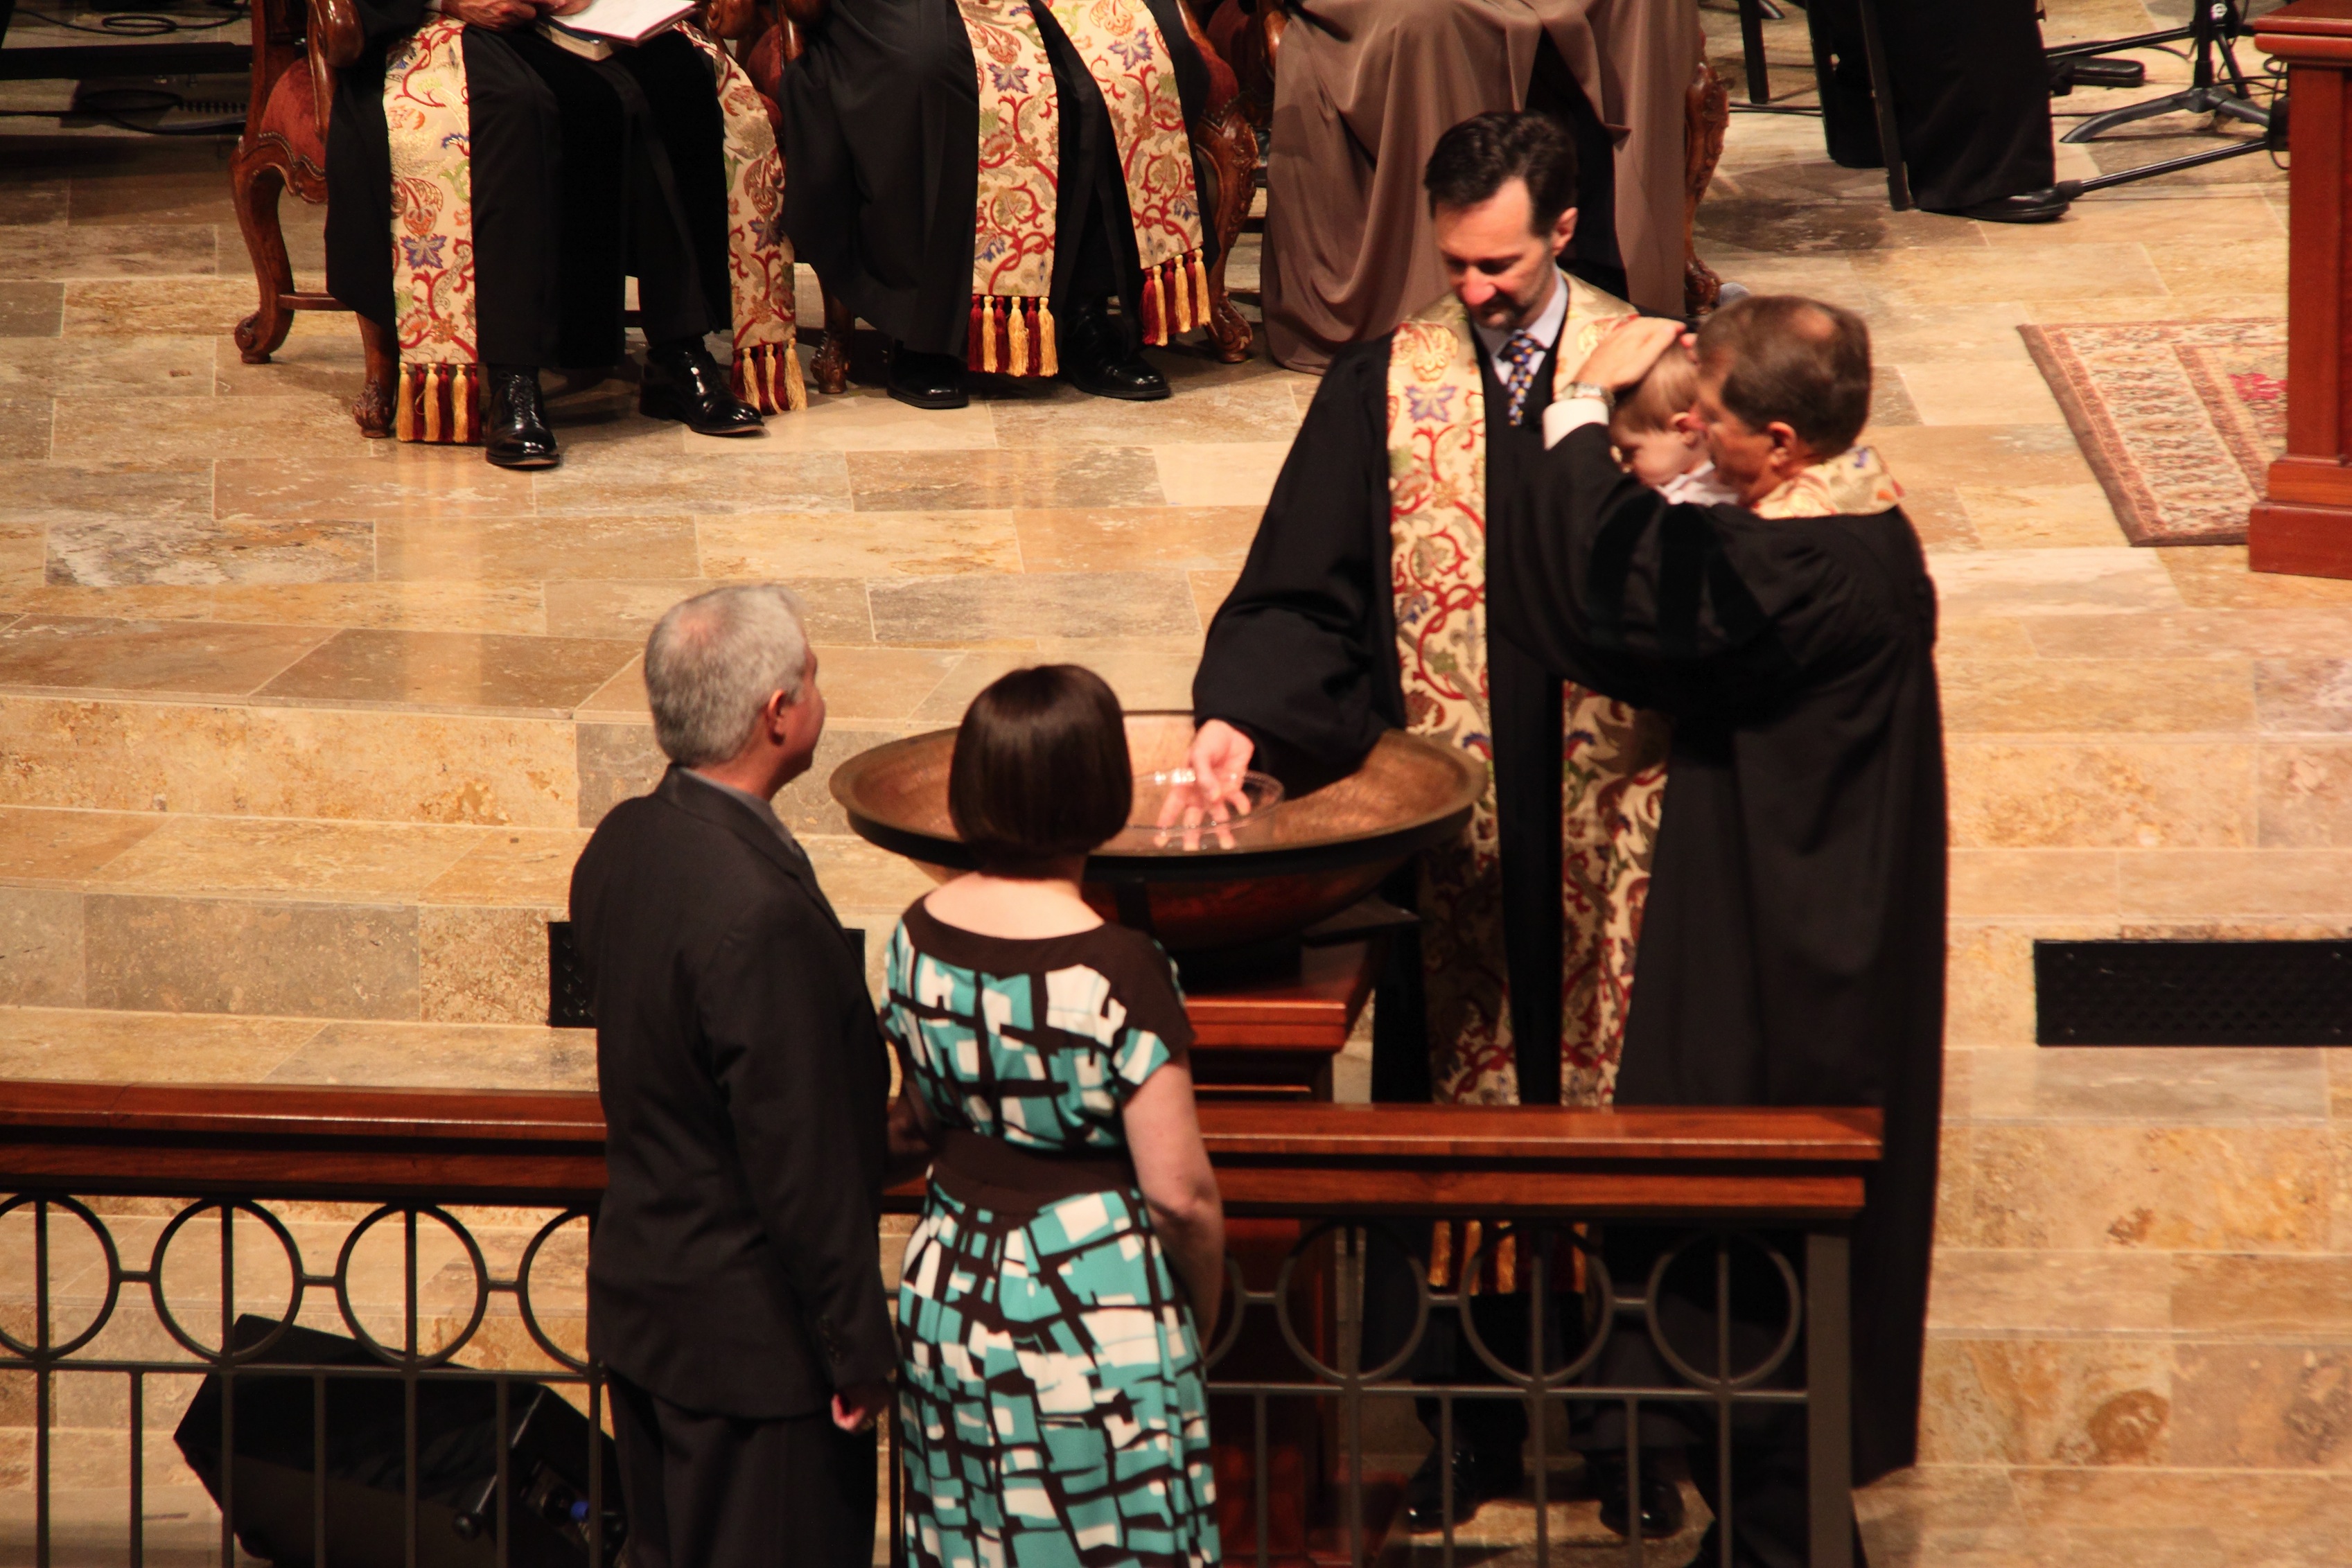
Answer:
[2019, 318, 2286, 546]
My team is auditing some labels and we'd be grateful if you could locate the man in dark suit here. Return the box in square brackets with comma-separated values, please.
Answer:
[570, 582, 894, 1567]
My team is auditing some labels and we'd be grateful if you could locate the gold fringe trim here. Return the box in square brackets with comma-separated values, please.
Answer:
[395, 359, 482, 446]
[965, 294, 1053, 378]
[730, 342, 803, 415]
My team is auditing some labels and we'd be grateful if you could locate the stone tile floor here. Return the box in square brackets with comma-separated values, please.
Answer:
[5, 0, 2352, 1561]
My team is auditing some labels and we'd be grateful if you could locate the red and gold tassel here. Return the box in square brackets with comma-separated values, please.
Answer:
[967, 299, 986, 372]
[1009, 297, 1030, 378]
[1037, 298, 1058, 377]
[396, 364, 417, 441]
[1191, 253, 1212, 329]
[781, 339, 807, 409]
[453, 365, 477, 443]
[994, 298, 1013, 373]
[423, 364, 444, 443]
[1141, 267, 1165, 346]
[1171, 257, 1193, 335]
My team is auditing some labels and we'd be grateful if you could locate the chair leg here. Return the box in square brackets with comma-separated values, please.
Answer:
[1192, 108, 1256, 364]
[229, 147, 297, 364]
[814, 281, 852, 396]
[354, 312, 398, 439]
[1683, 60, 1732, 317]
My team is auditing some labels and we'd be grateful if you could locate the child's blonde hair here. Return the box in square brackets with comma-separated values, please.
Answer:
[1608, 343, 1700, 439]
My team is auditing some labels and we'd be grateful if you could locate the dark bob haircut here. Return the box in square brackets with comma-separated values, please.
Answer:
[948, 664, 1133, 870]
[1693, 293, 1874, 455]
[1422, 110, 1579, 234]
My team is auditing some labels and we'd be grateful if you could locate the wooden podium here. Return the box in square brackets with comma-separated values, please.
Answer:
[2253, 1, 2352, 578]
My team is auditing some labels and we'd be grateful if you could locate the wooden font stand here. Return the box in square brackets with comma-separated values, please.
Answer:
[2253, 1, 2352, 577]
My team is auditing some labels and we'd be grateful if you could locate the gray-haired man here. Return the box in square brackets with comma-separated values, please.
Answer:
[570, 584, 894, 1568]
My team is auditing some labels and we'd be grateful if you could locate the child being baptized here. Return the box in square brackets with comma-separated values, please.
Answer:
[1608, 340, 1739, 506]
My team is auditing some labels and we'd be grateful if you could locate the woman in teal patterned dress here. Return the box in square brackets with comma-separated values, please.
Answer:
[884, 665, 1225, 1568]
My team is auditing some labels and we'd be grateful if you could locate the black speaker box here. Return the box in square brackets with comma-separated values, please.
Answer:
[174, 1316, 625, 1568]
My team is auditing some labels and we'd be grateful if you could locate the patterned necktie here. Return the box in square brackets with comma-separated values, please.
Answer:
[1500, 331, 1545, 426]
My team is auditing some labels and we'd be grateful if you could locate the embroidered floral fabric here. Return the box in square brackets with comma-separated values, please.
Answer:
[1385, 285, 1669, 1113]
[382, 23, 802, 441]
[955, 0, 1209, 375]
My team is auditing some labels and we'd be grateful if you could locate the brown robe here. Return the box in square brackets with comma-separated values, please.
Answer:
[1263, 0, 1699, 370]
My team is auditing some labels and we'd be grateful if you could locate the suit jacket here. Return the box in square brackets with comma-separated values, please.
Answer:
[572, 765, 895, 1418]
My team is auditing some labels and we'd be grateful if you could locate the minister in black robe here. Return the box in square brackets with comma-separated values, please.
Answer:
[324, 0, 759, 465]
[1492, 299, 1945, 1565]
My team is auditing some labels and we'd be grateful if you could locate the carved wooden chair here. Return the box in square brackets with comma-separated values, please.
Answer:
[229, 0, 793, 437]
[1228, 1, 1733, 317]
[746, 0, 1258, 393]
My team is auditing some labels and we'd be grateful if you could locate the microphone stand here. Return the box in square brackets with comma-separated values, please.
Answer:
[2052, 0, 2275, 197]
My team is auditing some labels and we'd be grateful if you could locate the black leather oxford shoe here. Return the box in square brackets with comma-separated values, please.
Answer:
[1402, 1443, 1524, 1533]
[1935, 185, 2073, 224]
[1590, 1452, 1687, 1540]
[642, 340, 765, 436]
[482, 366, 559, 470]
[888, 344, 971, 410]
[1061, 297, 1170, 401]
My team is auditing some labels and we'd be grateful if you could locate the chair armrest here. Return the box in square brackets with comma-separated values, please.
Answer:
[310, 0, 365, 68]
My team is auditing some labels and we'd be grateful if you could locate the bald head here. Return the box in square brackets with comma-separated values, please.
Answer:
[1694, 294, 1873, 457]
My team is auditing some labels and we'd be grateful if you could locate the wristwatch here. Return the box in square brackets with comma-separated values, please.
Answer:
[1563, 380, 1615, 412]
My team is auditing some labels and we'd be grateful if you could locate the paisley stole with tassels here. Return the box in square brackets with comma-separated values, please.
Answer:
[380, 19, 803, 443]
[956, 0, 1209, 376]
[1387, 286, 1674, 1294]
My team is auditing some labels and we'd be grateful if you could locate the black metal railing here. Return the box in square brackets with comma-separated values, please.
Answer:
[0, 1083, 1879, 1568]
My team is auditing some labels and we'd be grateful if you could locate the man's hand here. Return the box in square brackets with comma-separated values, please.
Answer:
[1572, 315, 1686, 396]
[441, 0, 539, 28]
[831, 1380, 889, 1434]
[1157, 719, 1256, 850]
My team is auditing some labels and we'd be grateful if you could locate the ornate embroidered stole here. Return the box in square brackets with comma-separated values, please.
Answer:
[956, 0, 1209, 376]
[382, 21, 803, 443]
[1385, 285, 1670, 1116]
[1753, 443, 1904, 519]
[385, 17, 477, 442]
[680, 29, 805, 415]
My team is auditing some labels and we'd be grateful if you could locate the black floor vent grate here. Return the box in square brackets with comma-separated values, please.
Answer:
[547, 920, 593, 1028]
[2035, 939, 2352, 1045]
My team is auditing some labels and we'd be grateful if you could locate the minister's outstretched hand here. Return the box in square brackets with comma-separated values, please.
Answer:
[1572, 315, 1686, 396]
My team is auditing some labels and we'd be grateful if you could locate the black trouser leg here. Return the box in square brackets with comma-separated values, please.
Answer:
[462, 28, 563, 368]
[608, 1369, 876, 1568]
[597, 47, 722, 349]
[619, 32, 734, 339]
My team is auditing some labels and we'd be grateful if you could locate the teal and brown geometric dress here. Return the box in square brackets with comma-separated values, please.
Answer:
[884, 900, 1220, 1568]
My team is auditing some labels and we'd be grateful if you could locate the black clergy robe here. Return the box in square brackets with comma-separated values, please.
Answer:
[779, 0, 1213, 360]
[1808, 0, 2055, 210]
[1191, 330, 1581, 1105]
[324, 3, 730, 368]
[1491, 420, 1947, 1490]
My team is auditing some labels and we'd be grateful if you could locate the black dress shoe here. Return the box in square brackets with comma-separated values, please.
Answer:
[1403, 1444, 1524, 1533]
[1590, 1452, 1686, 1540]
[482, 366, 559, 470]
[1933, 185, 2073, 224]
[1061, 297, 1170, 402]
[641, 340, 764, 436]
[887, 344, 969, 410]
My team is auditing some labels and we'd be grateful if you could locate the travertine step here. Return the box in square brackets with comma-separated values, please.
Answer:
[0, 807, 931, 1025]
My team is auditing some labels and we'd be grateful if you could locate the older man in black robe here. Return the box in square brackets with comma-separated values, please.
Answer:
[1493, 295, 1947, 1567]
[325, 0, 763, 466]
